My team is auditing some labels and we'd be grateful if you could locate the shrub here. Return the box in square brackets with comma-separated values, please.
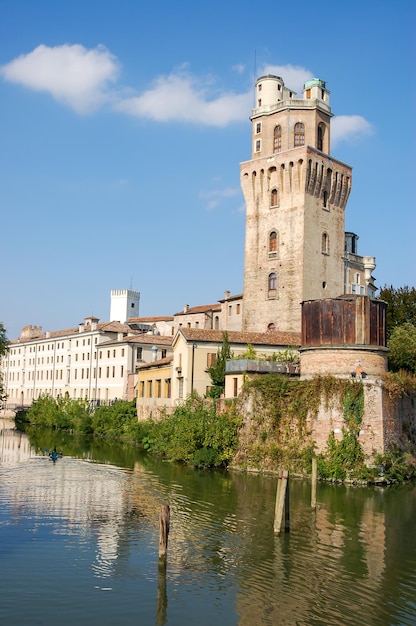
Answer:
[150, 395, 241, 468]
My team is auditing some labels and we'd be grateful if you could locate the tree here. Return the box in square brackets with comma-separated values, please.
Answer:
[0, 323, 9, 402]
[379, 285, 416, 338]
[387, 322, 416, 373]
[207, 332, 232, 399]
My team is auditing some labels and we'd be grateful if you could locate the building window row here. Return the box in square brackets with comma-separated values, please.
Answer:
[138, 378, 171, 399]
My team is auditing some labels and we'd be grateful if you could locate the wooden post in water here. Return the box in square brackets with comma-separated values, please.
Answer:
[311, 457, 317, 509]
[274, 470, 290, 534]
[158, 504, 170, 560]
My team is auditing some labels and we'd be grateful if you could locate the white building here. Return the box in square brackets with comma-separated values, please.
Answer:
[1, 291, 172, 409]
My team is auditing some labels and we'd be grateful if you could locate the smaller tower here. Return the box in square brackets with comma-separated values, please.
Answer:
[110, 289, 140, 323]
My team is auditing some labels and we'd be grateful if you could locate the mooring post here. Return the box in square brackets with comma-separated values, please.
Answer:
[311, 458, 317, 509]
[274, 469, 289, 534]
[158, 504, 170, 560]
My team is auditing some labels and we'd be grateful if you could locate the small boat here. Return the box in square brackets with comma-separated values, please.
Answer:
[48, 449, 62, 462]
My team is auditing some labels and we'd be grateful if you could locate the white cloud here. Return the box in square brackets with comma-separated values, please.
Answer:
[261, 63, 314, 94]
[115, 69, 251, 127]
[0, 44, 119, 113]
[0, 48, 374, 145]
[200, 187, 241, 210]
[331, 115, 374, 146]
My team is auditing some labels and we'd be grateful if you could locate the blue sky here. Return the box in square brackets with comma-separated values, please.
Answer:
[1, 0, 415, 340]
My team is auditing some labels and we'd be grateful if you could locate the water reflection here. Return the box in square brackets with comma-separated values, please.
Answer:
[0, 421, 415, 626]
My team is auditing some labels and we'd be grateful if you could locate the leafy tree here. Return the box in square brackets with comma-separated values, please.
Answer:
[207, 332, 232, 399]
[0, 323, 9, 402]
[387, 322, 416, 373]
[379, 285, 416, 338]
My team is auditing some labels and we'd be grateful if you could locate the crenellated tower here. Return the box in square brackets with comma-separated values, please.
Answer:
[241, 75, 352, 334]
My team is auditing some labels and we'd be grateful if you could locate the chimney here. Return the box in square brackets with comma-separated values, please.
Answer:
[184, 304, 189, 313]
[224, 290, 230, 300]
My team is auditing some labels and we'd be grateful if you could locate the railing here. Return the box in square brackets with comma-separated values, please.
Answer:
[225, 359, 299, 374]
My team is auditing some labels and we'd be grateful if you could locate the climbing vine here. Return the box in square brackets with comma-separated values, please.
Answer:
[231, 374, 365, 475]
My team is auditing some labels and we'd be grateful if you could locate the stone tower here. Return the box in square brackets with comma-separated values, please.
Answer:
[241, 75, 352, 334]
[110, 289, 140, 323]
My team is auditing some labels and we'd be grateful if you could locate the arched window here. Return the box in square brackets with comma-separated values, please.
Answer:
[269, 231, 277, 254]
[270, 188, 278, 207]
[214, 316, 219, 330]
[268, 272, 277, 292]
[273, 125, 282, 152]
[294, 122, 305, 147]
[321, 232, 329, 254]
[317, 123, 325, 151]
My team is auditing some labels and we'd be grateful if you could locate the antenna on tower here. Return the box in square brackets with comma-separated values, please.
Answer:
[253, 50, 257, 107]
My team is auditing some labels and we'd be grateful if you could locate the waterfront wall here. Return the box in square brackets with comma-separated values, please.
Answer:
[311, 380, 416, 458]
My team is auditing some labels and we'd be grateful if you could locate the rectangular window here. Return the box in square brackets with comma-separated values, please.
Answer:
[137, 347, 142, 360]
[256, 122, 261, 134]
[106, 366, 110, 378]
[121, 365, 124, 377]
[139, 381, 144, 397]
[207, 353, 217, 367]
[165, 378, 171, 399]
[236, 303, 241, 314]
[233, 377, 238, 397]
[147, 381, 153, 398]
[255, 139, 261, 152]
[156, 379, 161, 398]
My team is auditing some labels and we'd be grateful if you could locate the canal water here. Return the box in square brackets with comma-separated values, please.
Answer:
[1, 419, 415, 626]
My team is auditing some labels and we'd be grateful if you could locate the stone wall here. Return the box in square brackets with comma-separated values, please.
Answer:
[311, 380, 416, 459]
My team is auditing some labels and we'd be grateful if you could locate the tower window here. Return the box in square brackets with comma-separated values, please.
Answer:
[321, 232, 329, 255]
[317, 123, 325, 151]
[255, 139, 261, 152]
[257, 99, 261, 107]
[269, 231, 278, 254]
[268, 272, 277, 295]
[273, 125, 282, 153]
[256, 122, 262, 134]
[294, 122, 305, 147]
[270, 188, 279, 207]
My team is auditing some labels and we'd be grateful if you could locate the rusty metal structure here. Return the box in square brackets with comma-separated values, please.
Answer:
[301, 296, 387, 348]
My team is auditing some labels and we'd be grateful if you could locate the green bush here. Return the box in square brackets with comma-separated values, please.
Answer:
[317, 429, 366, 481]
[149, 395, 241, 468]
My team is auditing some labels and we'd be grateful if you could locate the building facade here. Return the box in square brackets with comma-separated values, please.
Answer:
[1, 292, 173, 409]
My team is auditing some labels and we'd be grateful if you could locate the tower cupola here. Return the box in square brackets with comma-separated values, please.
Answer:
[303, 78, 330, 105]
